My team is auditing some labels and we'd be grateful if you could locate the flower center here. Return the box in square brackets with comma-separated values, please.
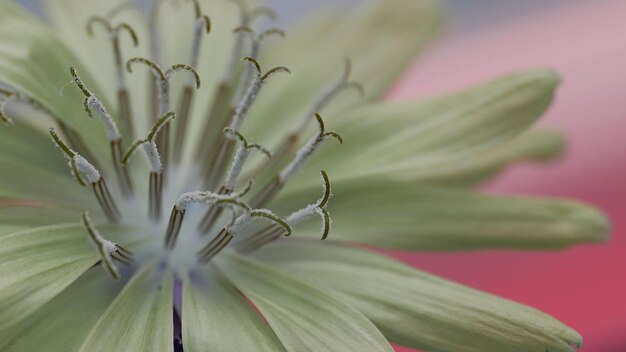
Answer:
[4, 0, 362, 280]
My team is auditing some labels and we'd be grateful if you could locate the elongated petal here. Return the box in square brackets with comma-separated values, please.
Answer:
[0, 202, 80, 236]
[279, 69, 561, 190]
[183, 265, 286, 352]
[79, 265, 173, 352]
[274, 178, 609, 251]
[427, 128, 566, 186]
[255, 242, 583, 352]
[218, 254, 394, 352]
[0, 268, 124, 352]
[0, 19, 114, 160]
[0, 122, 96, 207]
[244, 0, 444, 142]
[0, 224, 99, 332]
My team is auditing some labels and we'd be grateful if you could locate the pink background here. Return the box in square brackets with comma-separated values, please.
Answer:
[388, 0, 626, 350]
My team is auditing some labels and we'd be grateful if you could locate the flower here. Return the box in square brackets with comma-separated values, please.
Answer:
[0, 0, 610, 351]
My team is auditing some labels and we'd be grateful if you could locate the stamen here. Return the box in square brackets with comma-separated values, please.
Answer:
[285, 170, 333, 239]
[249, 58, 363, 178]
[194, 2, 277, 169]
[172, 2, 211, 161]
[127, 58, 200, 168]
[86, 18, 139, 137]
[196, 179, 254, 234]
[237, 171, 333, 253]
[165, 191, 249, 250]
[82, 212, 133, 279]
[250, 113, 342, 208]
[50, 129, 121, 223]
[232, 27, 285, 103]
[223, 128, 271, 190]
[197, 207, 291, 263]
[196, 128, 269, 234]
[70, 67, 133, 196]
[122, 111, 176, 221]
[203, 58, 290, 189]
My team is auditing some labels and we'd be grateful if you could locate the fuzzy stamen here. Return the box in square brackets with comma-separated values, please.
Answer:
[82, 211, 133, 279]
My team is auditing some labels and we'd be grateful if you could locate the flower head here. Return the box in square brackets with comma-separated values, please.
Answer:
[0, 1, 609, 351]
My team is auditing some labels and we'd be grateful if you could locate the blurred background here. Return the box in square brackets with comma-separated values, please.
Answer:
[17, 0, 626, 350]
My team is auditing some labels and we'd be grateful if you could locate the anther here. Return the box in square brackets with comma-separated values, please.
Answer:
[172, 1, 211, 161]
[250, 113, 342, 208]
[127, 58, 200, 169]
[69, 67, 133, 196]
[237, 171, 333, 253]
[50, 129, 121, 223]
[197, 207, 291, 263]
[123, 111, 176, 221]
[203, 58, 290, 189]
[82, 212, 133, 279]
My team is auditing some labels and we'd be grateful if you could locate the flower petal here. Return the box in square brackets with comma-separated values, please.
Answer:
[218, 253, 394, 352]
[279, 69, 561, 191]
[426, 128, 566, 186]
[0, 223, 146, 332]
[243, 0, 444, 142]
[0, 224, 99, 332]
[79, 265, 173, 352]
[0, 122, 96, 207]
[0, 18, 115, 160]
[274, 178, 609, 251]
[182, 265, 286, 352]
[254, 241, 584, 352]
[0, 268, 124, 352]
[0, 202, 79, 236]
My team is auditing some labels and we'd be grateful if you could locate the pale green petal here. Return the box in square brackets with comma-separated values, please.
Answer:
[1, 268, 124, 352]
[0, 19, 114, 161]
[277, 69, 560, 191]
[0, 122, 96, 207]
[218, 254, 394, 352]
[0, 223, 146, 332]
[244, 0, 444, 143]
[254, 242, 583, 352]
[182, 265, 286, 352]
[274, 178, 609, 251]
[79, 265, 173, 352]
[0, 224, 99, 332]
[0, 204, 79, 236]
[426, 128, 566, 186]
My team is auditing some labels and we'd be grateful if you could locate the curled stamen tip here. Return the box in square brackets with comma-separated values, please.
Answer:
[116, 23, 140, 47]
[242, 57, 261, 73]
[233, 26, 253, 34]
[261, 66, 291, 82]
[259, 28, 285, 41]
[200, 15, 211, 32]
[86, 16, 112, 36]
[324, 131, 343, 144]
[319, 170, 332, 208]
[168, 64, 201, 89]
[69, 67, 91, 97]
